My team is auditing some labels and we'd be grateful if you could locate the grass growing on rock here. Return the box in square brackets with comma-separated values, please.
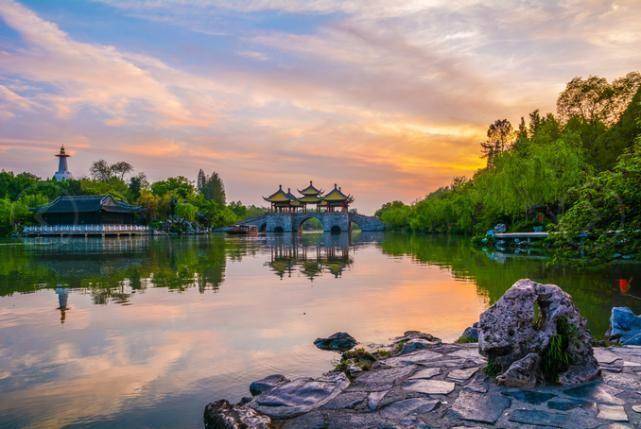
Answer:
[540, 318, 575, 383]
[455, 334, 477, 344]
[334, 348, 378, 375]
[484, 357, 502, 377]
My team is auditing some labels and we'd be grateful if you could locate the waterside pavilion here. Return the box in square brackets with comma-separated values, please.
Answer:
[263, 181, 353, 213]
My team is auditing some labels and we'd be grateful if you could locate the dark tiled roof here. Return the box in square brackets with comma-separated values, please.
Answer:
[35, 195, 143, 214]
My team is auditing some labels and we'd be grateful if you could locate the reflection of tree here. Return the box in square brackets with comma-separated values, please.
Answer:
[0, 236, 241, 303]
[266, 233, 353, 280]
[379, 233, 641, 336]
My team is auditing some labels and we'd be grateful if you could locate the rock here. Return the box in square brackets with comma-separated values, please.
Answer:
[458, 323, 479, 343]
[478, 279, 600, 387]
[204, 399, 271, 429]
[547, 398, 588, 411]
[249, 374, 289, 396]
[408, 367, 441, 380]
[250, 372, 349, 418]
[447, 366, 479, 382]
[398, 338, 433, 355]
[349, 365, 416, 391]
[396, 330, 441, 343]
[594, 348, 623, 364]
[564, 382, 624, 405]
[402, 379, 456, 395]
[379, 397, 440, 419]
[609, 307, 641, 345]
[320, 391, 366, 410]
[502, 389, 556, 405]
[313, 332, 357, 351]
[367, 389, 389, 411]
[452, 391, 511, 424]
[380, 349, 444, 367]
[597, 404, 628, 422]
[508, 408, 599, 428]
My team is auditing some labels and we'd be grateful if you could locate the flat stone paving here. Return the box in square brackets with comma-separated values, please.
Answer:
[271, 344, 641, 428]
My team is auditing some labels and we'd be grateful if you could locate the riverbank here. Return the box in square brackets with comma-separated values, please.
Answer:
[206, 340, 641, 428]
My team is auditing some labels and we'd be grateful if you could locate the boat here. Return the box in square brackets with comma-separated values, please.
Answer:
[226, 224, 258, 236]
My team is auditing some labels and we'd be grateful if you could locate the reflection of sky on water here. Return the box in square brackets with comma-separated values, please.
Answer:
[1, 234, 640, 428]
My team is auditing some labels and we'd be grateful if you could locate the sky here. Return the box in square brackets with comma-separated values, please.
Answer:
[0, 0, 640, 212]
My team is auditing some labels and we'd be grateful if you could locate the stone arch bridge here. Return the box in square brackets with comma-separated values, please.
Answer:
[240, 212, 385, 234]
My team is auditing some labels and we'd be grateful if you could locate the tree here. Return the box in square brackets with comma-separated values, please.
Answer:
[201, 172, 226, 204]
[480, 119, 513, 168]
[557, 72, 641, 124]
[151, 176, 195, 199]
[128, 173, 148, 201]
[111, 161, 133, 180]
[90, 160, 113, 181]
[197, 169, 206, 193]
[528, 109, 543, 136]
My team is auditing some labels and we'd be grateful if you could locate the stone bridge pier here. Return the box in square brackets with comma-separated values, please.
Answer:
[241, 212, 385, 234]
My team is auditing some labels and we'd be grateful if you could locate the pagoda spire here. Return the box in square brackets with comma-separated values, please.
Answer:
[53, 145, 72, 181]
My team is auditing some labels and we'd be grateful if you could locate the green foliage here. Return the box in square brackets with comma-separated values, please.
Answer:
[335, 348, 378, 376]
[376, 201, 412, 229]
[151, 176, 195, 199]
[484, 357, 501, 377]
[0, 163, 261, 235]
[540, 318, 575, 383]
[378, 72, 640, 245]
[455, 334, 477, 344]
[198, 171, 226, 204]
[551, 139, 641, 262]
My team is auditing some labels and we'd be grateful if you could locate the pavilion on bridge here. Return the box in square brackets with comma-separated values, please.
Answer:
[263, 182, 353, 213]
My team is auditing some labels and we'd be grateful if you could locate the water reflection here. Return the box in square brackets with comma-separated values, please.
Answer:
[0, 233, 640, 429]
[266, 234, 352, 279]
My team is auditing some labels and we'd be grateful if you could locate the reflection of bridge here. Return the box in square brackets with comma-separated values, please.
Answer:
[266, 233, 354, 279]
[240, 212, 385, 234]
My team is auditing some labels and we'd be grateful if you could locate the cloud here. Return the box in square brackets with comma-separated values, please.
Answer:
[0, 0, 210, 126]
[0, 0, 640, 211]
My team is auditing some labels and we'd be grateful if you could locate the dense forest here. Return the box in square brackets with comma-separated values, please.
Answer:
[0, 161, 264, 235]
[377, 72, 641, 261]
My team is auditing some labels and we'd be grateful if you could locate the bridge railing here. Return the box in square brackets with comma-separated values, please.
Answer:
[22, 225, 149, 235]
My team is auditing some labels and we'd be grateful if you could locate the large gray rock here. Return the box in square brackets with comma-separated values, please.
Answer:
[204, 399, 271, 429]
[608, 307, 641, 345]
[478, 279, 600, 387]
[313, 332, 357, 351]
[250, 372, 349, 418]
[250, 374, 289, 396]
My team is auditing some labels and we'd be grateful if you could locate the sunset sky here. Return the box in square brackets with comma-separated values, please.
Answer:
[1, 0, 640, 212]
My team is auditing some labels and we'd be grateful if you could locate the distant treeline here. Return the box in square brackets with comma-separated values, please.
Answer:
[0, 162, 265, 235]
[376, 72, 641, 261]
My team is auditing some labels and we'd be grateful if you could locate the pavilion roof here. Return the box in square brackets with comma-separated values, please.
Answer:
[298, 195, 323, 204]
[285, 188, 302, 206]
[322, 184, 351, 202]
[34, 195, 143, 214]
[264, 185, 301, 205]
[264, 185, 290, 203]
[298, 181, 323, 196]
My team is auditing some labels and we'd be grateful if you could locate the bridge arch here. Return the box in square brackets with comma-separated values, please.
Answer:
[294, 213, 323, 233]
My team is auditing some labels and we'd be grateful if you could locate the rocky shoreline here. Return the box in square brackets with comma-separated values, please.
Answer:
[205, 341, 641, 428]
[204, 280, 641, 428]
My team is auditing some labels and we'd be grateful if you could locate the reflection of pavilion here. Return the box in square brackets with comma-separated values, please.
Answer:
[266, 233, 353, 280]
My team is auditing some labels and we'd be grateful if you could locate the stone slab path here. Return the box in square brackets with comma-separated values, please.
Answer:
[248, 343, 641, 428]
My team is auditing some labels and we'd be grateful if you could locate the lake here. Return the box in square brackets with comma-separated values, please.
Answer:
[1, 233, 640, 428]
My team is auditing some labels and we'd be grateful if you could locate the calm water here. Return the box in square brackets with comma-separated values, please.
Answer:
[1, 233, 640, 428]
